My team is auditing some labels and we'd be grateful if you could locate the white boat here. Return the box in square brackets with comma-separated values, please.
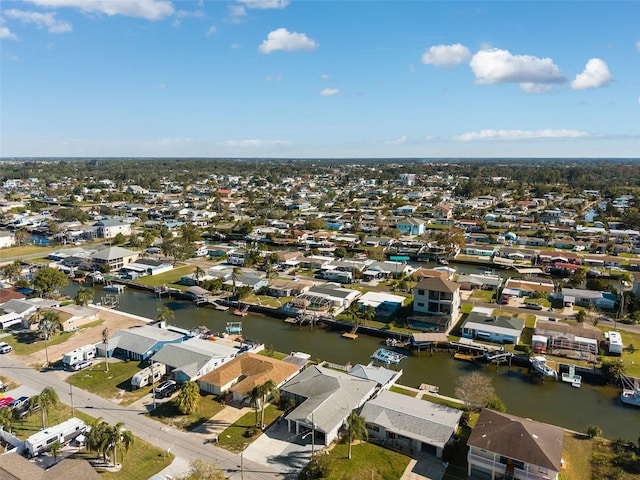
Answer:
[371, 348, 406, 365]
[561, 365, 582, 388]
[104, 284, 126, 293]
[620, 376, 640, 407]
[530, 356, 558, 380]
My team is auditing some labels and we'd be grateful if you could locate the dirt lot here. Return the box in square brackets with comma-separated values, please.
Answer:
[27, 307, 147, 366]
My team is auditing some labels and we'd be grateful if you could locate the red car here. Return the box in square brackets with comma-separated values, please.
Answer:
[0, 397, 14, 409]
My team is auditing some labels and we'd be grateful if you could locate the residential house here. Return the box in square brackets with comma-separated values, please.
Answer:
[223, 273, 268, 292]
[396, 217, 426, 236]
[467, 409, 564, 480]
[284, 283, 360, 315]
[90, 246, 139, 271]
[151, 337, 240, 383]
[534, 319, 602, 357]
[461, 308, 525, 344]
[560, 288, 616, 309]
[0, 230, 16, 248]
[97, 325, 186, 361]
[413, 277, 461, 318]
[45, 304, 100, 332]
[0, 452, 101, 480]
[197, 352, 302, 403]
[360, 390, 462, 458]
[267, 278, 314, 298]
[94, 218, 132, 239]
[120, 258, 173, 278]
[280, 365, 378, 446]
[356, 291, 406, 317]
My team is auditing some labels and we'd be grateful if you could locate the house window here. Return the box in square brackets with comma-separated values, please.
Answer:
[366, 423, 379, 432]
[417, 302, 424, 307]
[387, 432, 396, 440]
[417, 289, 424, 296]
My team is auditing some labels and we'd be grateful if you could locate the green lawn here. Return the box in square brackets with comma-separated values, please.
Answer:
[560, 433, 592, 480]
[216, 404, 283, 453]
[67, 360, 151, 405]
[301, 442, 411, 480]
[4, 330, 74, 357]
[601, 327, 640, 377]
[0, 244, 56, 257]
[257, 349, 289, 360]
[132, 265, 195, 288]
[421, 393, 464, 409]
[389, 385, 416, 397]
[148, 392, 225, 431]
[469, 290, 496, 303]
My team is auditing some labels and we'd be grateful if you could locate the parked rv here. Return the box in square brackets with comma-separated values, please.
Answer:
[131, 363, 167, 389]
[605, 331, 623, 355]
[62, 344, 96, 370]
[25, 417, 86, 457]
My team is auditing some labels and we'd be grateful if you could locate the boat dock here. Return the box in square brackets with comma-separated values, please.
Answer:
[195, 295, 230, 310]
[561, 365, 582, 388]
[342, 325, 359, 339]
[453, 352, 485, 362]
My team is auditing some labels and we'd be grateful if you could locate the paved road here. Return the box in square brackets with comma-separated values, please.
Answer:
[0, 356, 288, 480]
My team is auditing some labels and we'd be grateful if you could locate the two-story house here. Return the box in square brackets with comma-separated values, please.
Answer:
[411, 277, 461, 332]
[467, 409, 564, 480]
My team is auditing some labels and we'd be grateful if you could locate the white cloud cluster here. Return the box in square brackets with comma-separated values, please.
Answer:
[22, 0, 175, 21]
[470, 48, 565, 85]
[453, 129, 589, 142]
[237, 0, 289, 9]
[0, 26, 18, 40]
[259, 28, 318, 53]
[421, 43, 471, 66]
[320, 88, 340, 97]
[570, 58, 613, 90]
[385, 136, 408, 145]
[422, 42, 615, 94]
[4, 9, 71, 33]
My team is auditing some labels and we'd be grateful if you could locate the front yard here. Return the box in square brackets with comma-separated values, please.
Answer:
[67, 360, 152, 405]
[148, 392, 225, 431]
[216, 404, 283, 453]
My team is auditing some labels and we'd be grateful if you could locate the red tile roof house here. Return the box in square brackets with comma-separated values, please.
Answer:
[467, 409, 564, 480]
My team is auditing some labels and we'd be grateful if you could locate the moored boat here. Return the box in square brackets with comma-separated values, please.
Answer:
[530, 356, 558, 380]
[371, 348, 406, 365]
[620, 375, 640, 407]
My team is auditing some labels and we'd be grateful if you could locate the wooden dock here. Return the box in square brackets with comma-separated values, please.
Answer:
[342, 325, 359, 339]
[453, 353, 485, 362]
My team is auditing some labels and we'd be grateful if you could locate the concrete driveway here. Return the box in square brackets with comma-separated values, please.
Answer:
[242, 417, 315, 477]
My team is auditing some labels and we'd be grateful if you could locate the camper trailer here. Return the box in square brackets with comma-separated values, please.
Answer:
[605, 331, 624, 355]
[25, 417, 86, 457]
[131, 363, 167, 389]
[62, 344, 97, 369]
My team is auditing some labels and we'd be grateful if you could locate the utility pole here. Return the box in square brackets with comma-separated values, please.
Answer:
[102, 327, 109, 373]
[151, 360, 157, 410]
[311, 412, 315, 456]
[69, 384, 74, 416]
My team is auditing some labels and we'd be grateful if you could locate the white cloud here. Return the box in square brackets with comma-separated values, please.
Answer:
[637, 96, 640, 105]
[173, 9, 203, 27]
[571, 58, 613, 90]
[206, 25, 217, 36]
[221, 139, 291, 148]
[259, 28, 318, 53]
[469, 47, 565, 85]
[0, 26, 18, 40]
[519, 82, 554, 94]
[320, 74, 332, 81]
[22, 0, 174, 21]
[157, 83, 167, 89]
[320, 88, 341, 97]
[385, 136, 408, 145]
[227, 4, 246, 20]
[421, 43, 471, 66]
[237, 0, 289, 8]
[453, 129, 589, 142]
[4, 9, 71, 33]
[636, 40, 640, 51]
[265, 74, 282, 81]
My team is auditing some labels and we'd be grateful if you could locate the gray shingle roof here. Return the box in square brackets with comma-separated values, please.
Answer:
[360, 390, 462, 449]
[111, 325, 184, 356]
[151, 337, 237, 372]
[282, 365, 377, 434]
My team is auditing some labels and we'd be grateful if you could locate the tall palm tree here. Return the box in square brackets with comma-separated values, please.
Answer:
[74, 286, 94, 306]
[33, 386, 59, 429]
[0, 406, 15, 433]
[252, 380, 279, 429]
[345, 411, 367, 460]
[105, 422, 134, 467]
[38, 310, 62, 367]
[362, 305, 376, 326]
[175, 381, 200, 415]
[48, 440, 62, 462]
[194, 266, 204, 284]
[85, 417, 109, 462]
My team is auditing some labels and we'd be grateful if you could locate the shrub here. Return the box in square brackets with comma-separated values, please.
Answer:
[586, 425, 602, 438]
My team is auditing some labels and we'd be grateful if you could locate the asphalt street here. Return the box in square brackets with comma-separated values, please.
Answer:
[0, 355, 288, 480]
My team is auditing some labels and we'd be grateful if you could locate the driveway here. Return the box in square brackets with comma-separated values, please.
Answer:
[243, 416, 315, 477]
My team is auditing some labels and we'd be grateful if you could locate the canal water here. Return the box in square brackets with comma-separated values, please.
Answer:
[64, 284, 640, 440]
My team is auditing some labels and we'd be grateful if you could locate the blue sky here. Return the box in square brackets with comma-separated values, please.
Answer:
[1, 0, 639, 158]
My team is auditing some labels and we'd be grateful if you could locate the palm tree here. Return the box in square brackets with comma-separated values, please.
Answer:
[85, 417, 109, 462]
[74, 286, 94, 306]
[155, 306, 174, 324]
[252, 380, 279, 429]
[38, 310, 62, 367]
[194, 266, 205, 284]
[106, 422, 134, 467]
[345, 411, 367, 460]
[0, 406, 15, 433]
[362, 305, 376, 326]
[48, 440, 62, 462]
[175, 381, 200, 415]
[33, 386, 59, 429]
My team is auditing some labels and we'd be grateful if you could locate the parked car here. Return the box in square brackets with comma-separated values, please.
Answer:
[9, 396, 29, 410]
[0, 342, 12, 354]
[155, 380, 177, 398]
[71, 360, 93, 371]
[0, 397, 14, 409]
[523, 303, 543, 311]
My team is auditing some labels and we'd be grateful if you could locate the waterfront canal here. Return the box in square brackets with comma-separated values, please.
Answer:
[66, 284, 640, 440]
